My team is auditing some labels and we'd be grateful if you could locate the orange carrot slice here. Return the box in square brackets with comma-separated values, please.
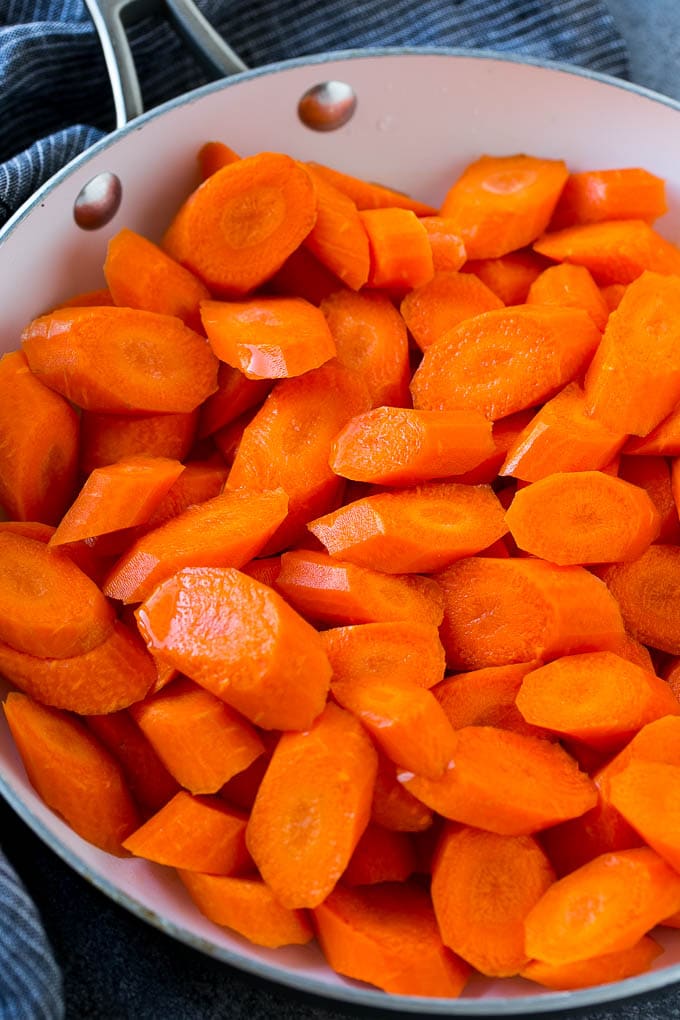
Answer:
[452, 409, 535, 485]
[268, 244, 345, 305]
[462, 249, 549, 304]
[419, 217, 467, 273]
[136, 566, 331, 731]
[197, 140, 241, 179]
[80, 410, 197, 474]
[371, 753, 434, 833]
[303, 167, 370, 289]
[306, 162, 437, 215]
[625, 403, 680, 456]
[527, 263, 609, 330]
[534, 220, 680, 285]
[359, 208, 434, 289]
[320, 620, 445, 690]
[618, 455, 680, 544]
[601, 545, 680, 654]
[608, 761, 680, 873]
[550, 168, 667, 229]
[433, 661, 545, 737]
[521, 936, 663, 990]
[197, 362, 272, 439]
[343, 824, 416, 886]
[246, 702, 377, 909]
[400, 270, 503, 351]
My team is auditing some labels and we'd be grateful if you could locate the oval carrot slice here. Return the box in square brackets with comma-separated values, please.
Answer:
[306, 161, 437, 215]
[601, 545, 680, 654]
[549, 168, 667, 229]
[527, 263, 609, 330]
[433, 661, 545, 737]
[521, 936, 663, 990]
[343, 824, 416, 887]
[462, 249, 549, 305]
[303, 167, 371, 289]
[400, 270, 503, 351]
[320, 621, 445, 690]
[80, 409, 198, 474]
[371, 753, 434, 833]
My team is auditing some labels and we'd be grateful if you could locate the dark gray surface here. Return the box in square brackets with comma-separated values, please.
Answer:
[606, 0, 680, 100]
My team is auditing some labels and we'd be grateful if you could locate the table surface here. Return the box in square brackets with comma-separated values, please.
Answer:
[4, 1, 680, 1018]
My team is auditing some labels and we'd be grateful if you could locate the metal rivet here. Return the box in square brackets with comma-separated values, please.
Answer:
[297, 81, 357, 132]
[73, 172, 122, 230]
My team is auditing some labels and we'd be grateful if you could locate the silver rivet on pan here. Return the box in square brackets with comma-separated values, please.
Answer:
[73, 172, 122, 229]
[297, 81, 357, 132]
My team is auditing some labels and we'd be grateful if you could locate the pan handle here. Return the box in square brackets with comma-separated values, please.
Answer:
[83, 0, 248, 130]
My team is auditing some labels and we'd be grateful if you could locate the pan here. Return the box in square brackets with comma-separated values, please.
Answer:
[2, 0, 680, 1012]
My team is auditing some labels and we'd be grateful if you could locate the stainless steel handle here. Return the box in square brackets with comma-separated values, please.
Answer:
[83, 0, 248, 129]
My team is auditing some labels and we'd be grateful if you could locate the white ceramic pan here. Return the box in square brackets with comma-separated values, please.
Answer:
[2, 2, 680, 1012]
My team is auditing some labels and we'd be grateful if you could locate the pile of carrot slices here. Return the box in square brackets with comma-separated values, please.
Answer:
[4, 145, 680, 998]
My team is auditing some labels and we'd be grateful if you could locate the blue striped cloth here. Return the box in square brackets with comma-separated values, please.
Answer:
[0, 1, 626, 1017]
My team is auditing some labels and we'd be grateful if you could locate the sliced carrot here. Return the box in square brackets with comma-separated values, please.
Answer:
[524, 848, 680, 965]
[320, 620, 445, 690]
[309, 481, 507, 573]
[418, 217, 467, 273]
[527, 263, 609, 330]
[197, 362, 272, 439]
[550, 168, 667, 229]
[401, 725, 596, 836]
[0, 532, 114, 658]
[226, 361, 369, 553]
[122, 791, 250, 874]
[521, 936, 663, 990]
[136, 566, 331, 731]
[197, 140, 241, 179]
[371, 753, 434, 833]
[104, 228, 211, 332]
[212, 409, 253, 466]
[276, 549, 444, 627]
[451, 409, 535, 485]
[516, 652, 679, 751]
[0, 350, 78, 525]
[246, 702, 377, 908]
[313, 881, 470, 997]
[267, 244, 345, 305]
[200, 296, 336, 379]
[321, 289, 410, 408]
[462, 249, 550, 304]
[410, 305, 600, 420]
[22, 306, 218, 414]
[601, 545, 680, 654]
[534, 219, 680, 285]
[432, 661, 545, 737]
[400, 271, 503, 351]
[608, 761, 680, 873]
[3, 692, 140, 855]
[359, 208, 434, 289]
[437, 557, 624, 670]
[505, 471, 660, 564]
[306, 162, 437, 215]
[103, 487, 288, 604]
[440, 154, 568, 259]
[53, 287, 114, 309]
[178, 871, 313, 948]
[239, 554, 282, 589]
[303, 167, 370, 289]
[0, 620, 155, 715]
[330, 406, 495, 486]
[162, 152, 317, 296]
[129, 676, 264, 794]
[141, 459, 229, 530]
[432, 824, 555, 977]
[86, 710, 180, 815]
[600, 282, 627, 312]
[343, 823, 416, 886]
[0, 521, 55, 542]
[219, 746, 273, 813]
[539, 796, 643, 879]
[501, 382, 627, 482]
[626, 407, 680, 458]
[80, 410, 197, 475]
[332, 676, 457, 779]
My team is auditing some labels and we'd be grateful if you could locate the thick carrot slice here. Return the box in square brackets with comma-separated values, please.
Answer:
[219, 746, 273, 813]
[129, 676, 264, 794]
[462, 249, 549, 304]
[330, 406, 495, 486]
[197, 363, 272, 439]
[80, 410, 197, 474]
[370, 755, 434, 836]
[626, 408, 680, 457]
[521, 936, 663, 990]
[451, 409, 535, 485]
[343, 823, 416, 886]
[516, 652, 679, 751]
[527, 263, 609, 330]
[618, 455, 680, 544]
[268, 244, 345, 305]
[540, 801, 642, 879]
[136, 566, 331, 731]
[359, 208, 434, 289]
[432, 824, 555, 977]
[226, 361, 370, 553]
[550, 168, 667, 230]
[86, 710, 180, 815]
[303, 168, 370, 289]
[276, 549, 444, 627]
[0, 533, 114, 658]
[53, 287, 114, 309]
[314, 881, 470, 997]
[104, 228, 211, 332]
[103, 487, 288, 604]
[3, 692, 140, 855]
[584, 271, 680, 436]
[178, 871, 313, 948]
[601, 545, 680, 654]
[501, 383, 627, 482]
[505, 471, 660, 564]
[410, 305, 600, 420]
[0, 620, 155, 715]
[308, 481, 508, 573]
[419, 218, 467, 273]
[197, 140, 241, 179]
[609, 631, 655, 673]
[140, 459, 229, 531]
[200, 297, 336, 379]
[320, 621, 445, 690]
[0, 351, 78, 525]
[332, 676, 457, 779]
[400, 271, 503, 351]
[163, 152, 317, 296]
[433, 661, 545, 737]
[401, 725, 596, 836]
[600, 282, 627, 311]
[524, 848, 680, 965]
[440, 154, 568, 259]
[22, 306, 218, 414]
[246, 703, 377, 908]
[436, 557, 624, 670]
[534, 220, 680, 285]
[306, 162, 436, 215]
[608, 761, 680, 873]
[321, 289, 410, 408]
[122, 791, 250, 874]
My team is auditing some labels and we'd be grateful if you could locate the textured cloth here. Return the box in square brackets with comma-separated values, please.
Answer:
[0, 0, 628, 225]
